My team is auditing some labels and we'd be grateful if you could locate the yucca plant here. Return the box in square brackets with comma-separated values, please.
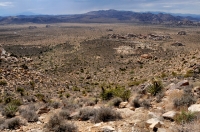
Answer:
[147, 79, 163, 96]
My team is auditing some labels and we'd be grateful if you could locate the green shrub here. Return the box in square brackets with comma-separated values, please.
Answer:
[147, 79, 163, 96]
[175, 111, 196, 124]
[128, 79, 146, 87]
[35, 93, 45, 101]
[65, 93, 71, 98]
[0, 80, 7, 86]
[10, 99, 22, 106]
[16, 87, 25, 96]
[184, 70, 194, 78]
[101, 85, 131, 101]
[3, 104, 18, 118]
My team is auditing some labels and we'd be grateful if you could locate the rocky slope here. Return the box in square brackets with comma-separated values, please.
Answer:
[0, 23, 200, 132]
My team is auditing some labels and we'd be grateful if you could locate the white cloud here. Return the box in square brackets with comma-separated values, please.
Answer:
[0, 2, 13, 7]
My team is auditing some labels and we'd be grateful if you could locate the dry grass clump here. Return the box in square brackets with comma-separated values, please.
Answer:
[167, 89, 184, 102]
[45, 114, 78, 132]
[173, 93, 196, 109]
[109, 97, 123, 107]
[132, 97, 151, 109]
[59, 109, 71, 120]
[174, 120, 200, 132]
[78, 107, 96, 121]
[19, 104, 38, 122]
[0, 117, 22, 130]
[93, 107, 122, 123]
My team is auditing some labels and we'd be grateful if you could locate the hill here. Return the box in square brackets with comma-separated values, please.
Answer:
[0, 9, 199, 25]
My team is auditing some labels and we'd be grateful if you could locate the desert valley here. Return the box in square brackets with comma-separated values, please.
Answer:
[0, 10, 200, 132]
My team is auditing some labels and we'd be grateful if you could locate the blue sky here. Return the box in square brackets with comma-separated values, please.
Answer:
[0, 0, 200, 16]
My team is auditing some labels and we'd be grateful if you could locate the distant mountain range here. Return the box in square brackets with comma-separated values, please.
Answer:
[0, 9, 200, 25]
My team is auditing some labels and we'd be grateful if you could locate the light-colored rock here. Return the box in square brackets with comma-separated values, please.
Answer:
[94, 122, 103, 127]
[101, 126, 115, 132]
[148, 112, 159, 119]
[146, 118, 163, 130]
[119, 102, 128, 108]
[188, 104, 200, 112]
[162, 111, 177, 120]
[141, 54, 152, 59]
[157, 128, 167, 132]
[116, 108, 135, 118]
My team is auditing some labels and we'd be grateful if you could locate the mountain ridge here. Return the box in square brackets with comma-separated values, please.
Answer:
[0, 9, 199, 25]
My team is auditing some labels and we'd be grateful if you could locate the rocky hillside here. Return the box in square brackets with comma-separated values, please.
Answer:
[0, 9, 199, 25]
[1, 23, 200, 132]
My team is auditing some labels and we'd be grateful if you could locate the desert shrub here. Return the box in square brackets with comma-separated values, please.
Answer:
[0, 118, 5, 125]
[46, 114, 78, 132]
[10, 99, 22, 106]
[141, 100, 151, 109]
[184, 70, 194, 78]
[4, 97, 12, 104]
[0, 80, 7, 86]
[174, 120, 200, 132]
[62, 99, 80, 111]
[128, 79, 146, 87]
[78, 107, 96, 121]
[2, 117, 21, 129]
[3, 104, 18, 118]
[175, 111, 196, 124]
[65, 93, 70, 98]
[173, 93, 196, 109]
[93, 107, 121, 123]
[16, 87, 25, 96]
[101, 86, 131, 101]
[147, 79, 163, 96]
[85, 99, 96, 106]
[19, 106, 38, 122]
[35, 93, 44, 101]
[59, 110, 71, 120]
[156, 91, 165, 103]
[132, 98, 151, 109]
[49, 101, 60, 109]
[110, 97, 123, 107]
[132, 98, 141, 108]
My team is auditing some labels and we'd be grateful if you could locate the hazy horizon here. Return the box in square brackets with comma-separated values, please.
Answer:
[0, 0, 200, 16]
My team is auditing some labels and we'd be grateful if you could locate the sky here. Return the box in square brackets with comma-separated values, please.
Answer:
[0, 0, 200, 16]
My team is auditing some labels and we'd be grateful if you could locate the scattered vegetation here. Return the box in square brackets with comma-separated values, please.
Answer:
[147, 79, 163, 96]
[19, 105, 38, 122]
[101, 85, 131, 101]
[110, 97, 123, 107]
[78, 107, 96, 121]
[46, 114, 78, 132]
[175, 111, 196, 124]
[173, 93, 196, 109]
[93, 107, 121, 123]
[1, 117, 22, 130]
[3, 104, 18, 118]
[0, 80, 7, 86]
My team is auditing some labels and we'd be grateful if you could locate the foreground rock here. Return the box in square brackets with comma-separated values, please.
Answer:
[188, 104, 200, 112]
